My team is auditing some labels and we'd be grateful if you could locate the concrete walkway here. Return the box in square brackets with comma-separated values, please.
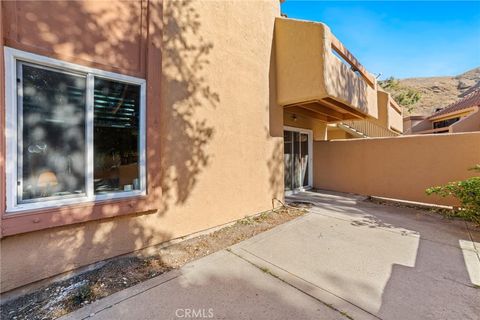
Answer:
[61, 191, 480, 320]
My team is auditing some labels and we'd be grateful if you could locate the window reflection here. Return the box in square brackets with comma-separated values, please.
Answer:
[93, 78, 141, 193]
[20, 64, 86, 202]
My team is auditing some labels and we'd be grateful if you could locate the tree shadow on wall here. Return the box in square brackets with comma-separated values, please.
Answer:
[160, 0, 219, 213]
[266, 33, 285, 203]
[1, 0, 218, 303]
[6, 0, 218, 214]
[266, 130, 285, 203]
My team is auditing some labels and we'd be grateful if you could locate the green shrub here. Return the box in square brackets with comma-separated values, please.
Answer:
[426, 165, 480, 224]
[379, 77, 422, 113]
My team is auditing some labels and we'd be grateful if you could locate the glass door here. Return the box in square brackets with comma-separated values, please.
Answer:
[284, 128, 312, 192]
[284, 131, 294, 191]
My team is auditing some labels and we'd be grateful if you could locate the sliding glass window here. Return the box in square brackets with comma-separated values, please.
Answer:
[5, 49, 146, 212]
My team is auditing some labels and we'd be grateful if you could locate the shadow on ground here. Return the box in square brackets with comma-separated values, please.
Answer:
[281, 191, 480, 319]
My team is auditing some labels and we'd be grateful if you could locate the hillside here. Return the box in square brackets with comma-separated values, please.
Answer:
[380, 67, 480, 116]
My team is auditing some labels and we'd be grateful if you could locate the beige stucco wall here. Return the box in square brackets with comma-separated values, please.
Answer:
[275, 19, 326, 107]
[313, 133, 480, 206]
[1, 0, 283, 293]
[327, 129, 353, 140]
[410, 119, 432, 134]
[374, 90, 389, 127]
[388, 103, 403, 133]
[404, 116, 429, 134]
[371, 90, 402, 133]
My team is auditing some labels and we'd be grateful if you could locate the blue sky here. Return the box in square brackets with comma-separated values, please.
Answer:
[281, 1, 480, 79]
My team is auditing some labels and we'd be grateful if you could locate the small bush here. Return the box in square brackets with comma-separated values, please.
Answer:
[379, 76, 422, 113]
[426, 165, 480, 224]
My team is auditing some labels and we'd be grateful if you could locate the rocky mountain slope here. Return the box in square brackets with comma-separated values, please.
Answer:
[381, 67, 480, 116]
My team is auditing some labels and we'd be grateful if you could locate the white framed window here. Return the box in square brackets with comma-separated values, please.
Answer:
[4, 48, 147, 212]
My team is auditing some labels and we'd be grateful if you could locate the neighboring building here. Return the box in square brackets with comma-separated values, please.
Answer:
[0, 0, 474, 295]
[404, 89, 480, 134]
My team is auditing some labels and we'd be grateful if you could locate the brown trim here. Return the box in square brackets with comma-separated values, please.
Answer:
[1, 197, 158, 237]
[2, 0, 17, 41]
[429, 107, 475, 121]
[138, 0, 148, 76]
[404, 115, 427, 121]
[330, 35, 376, 88]
[0, 0, 164, 238]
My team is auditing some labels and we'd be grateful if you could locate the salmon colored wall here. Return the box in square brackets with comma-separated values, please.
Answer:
[0, 0, 283, 293]
[0, 0, 162, 237]
[313, 133, 480, 205]
[2, 1, 148, 77]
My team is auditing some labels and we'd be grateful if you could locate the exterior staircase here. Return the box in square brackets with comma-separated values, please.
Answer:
[337, 120, 399, 138]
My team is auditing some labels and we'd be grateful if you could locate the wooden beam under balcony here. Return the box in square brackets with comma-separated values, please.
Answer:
[284, 98, 369, 122]
[285, 106, 329, 122]
[299, 102, 345, 120]
[322, 98, 366, 119]
[285, 101, 344, 121]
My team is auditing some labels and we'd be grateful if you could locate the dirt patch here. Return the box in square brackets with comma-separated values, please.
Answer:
[366, 196, 444, 212]
[288, 201, 314, 209]
[365, 196, 471, 224]
[1, 207, 306, 320]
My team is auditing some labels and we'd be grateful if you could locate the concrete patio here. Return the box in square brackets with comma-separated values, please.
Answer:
[61, 191, 480, 320]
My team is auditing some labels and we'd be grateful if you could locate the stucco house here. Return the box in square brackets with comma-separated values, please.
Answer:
[404, 89, 480, 134]
[1, 0, 478, 295]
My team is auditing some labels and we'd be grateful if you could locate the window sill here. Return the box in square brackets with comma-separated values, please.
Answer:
[6, 190, 147, 214]
[0, 193, 159, 238]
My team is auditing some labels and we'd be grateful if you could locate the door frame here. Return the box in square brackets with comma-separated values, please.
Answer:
[283, 126, 313, 194]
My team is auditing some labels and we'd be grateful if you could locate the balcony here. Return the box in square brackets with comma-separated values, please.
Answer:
[376, 89, 403, 134]
[275, 18, 378, 122]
